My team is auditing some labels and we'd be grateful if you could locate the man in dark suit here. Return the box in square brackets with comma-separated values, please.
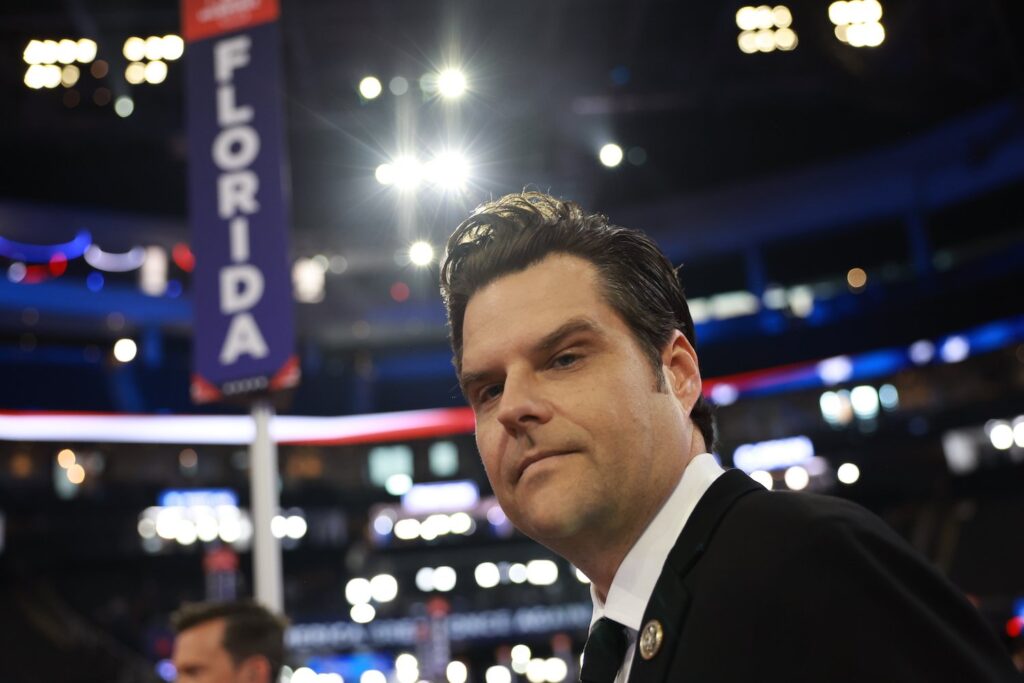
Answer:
[171, 600, 287, 683]
[439, 191, 1018, 682]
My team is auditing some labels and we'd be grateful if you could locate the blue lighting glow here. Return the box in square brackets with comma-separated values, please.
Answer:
[402, 480, 479, 514]
[86, 272, 104, 292]
[159, 488, 238, 508]
[305, 653, 393, 681]
[0, 230, 91, 263]
[733, 435, 815, 473]
[155, 659, 176, 682]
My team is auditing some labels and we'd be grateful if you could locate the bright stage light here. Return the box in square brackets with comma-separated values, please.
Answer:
[395, 654, 418, 673]
[437, 68, 467, 98]
[61, 64, 80, 87]
[115, 96, 135, 118]
[432, 566, 457, 592]
[56, 39, 77, 64]
[271, 515, 288, 539]
[292, 257, 326, 304]
[847, 21, 884, 47]
[475, 562, 500, 588]
[65, 464, 85, 485]
[426, 151, 470, 190]
[773, 6, 793, 27]
[738, 31, 758, 54]
[989, 422, 1014, 451]
[385, 472, 413, 495]
[286, 515, 307, 539]
[124, 37, 146, 62]
[145, 36, 164, 61]
[409, 240, 434, 266]
[395, 519, 420, 540]
[784, 465, 809, 491]
[57, 448, 76, 469]
[736, 7, 758, 30]
[599, 143, 624, 167]
[485, 666, 512, 683]
[450, 511, 473, 534]
[543, 658, 568, 682]
[837, 463, 860, 484]
[830, 0, 884, 47]
[511, 645, 531, 667]
[375, 163, 395, 186]
[392, 155, 423, 190]
[526, 559, 559, 586]
[370, 573, 398, 602]
[38, 40, 59, 65]
[24, 65, 44, 89]
[144, 60, 168, 84]
[346, 577, 372, 605]
[76, 38, 97, 63]
[113, 338, 137, 363]
[23, 40, 45, 65]
[508, 563, 527, 584]
[351, 603, 375, 624]
[850, 385, 879, 419]
[359, 76, 383, 99]
[774, 27, 798, 50]
[380, 151, 470, 191]
[755, 28, 775, 52]
[161, 35, 185, 61]
[446, 661, 468, 683]
[126, 62, 146, 85]
[736, 5, 797, 53]
[360, 671, 385, 683]
[26, 64, 61, 89]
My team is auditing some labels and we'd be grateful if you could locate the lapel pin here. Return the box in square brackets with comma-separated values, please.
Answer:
[639, 619, 664, 660]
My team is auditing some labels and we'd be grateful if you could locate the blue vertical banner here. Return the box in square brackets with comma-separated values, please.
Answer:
[182, 0, 299, 403]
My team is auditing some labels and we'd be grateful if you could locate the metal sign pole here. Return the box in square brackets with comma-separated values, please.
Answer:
[250, 398, 282, 611]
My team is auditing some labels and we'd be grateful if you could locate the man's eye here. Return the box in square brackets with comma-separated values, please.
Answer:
[478, 384, 503, 403]
[552, 353, 580, 368]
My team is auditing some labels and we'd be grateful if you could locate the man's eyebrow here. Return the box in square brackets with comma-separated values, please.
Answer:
[458, 368, 490, 396]
[532, 317, 603, 356]
[458, 318, 602, 394]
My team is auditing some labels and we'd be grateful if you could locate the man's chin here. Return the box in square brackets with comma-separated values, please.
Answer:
[517, 508, 590, 545]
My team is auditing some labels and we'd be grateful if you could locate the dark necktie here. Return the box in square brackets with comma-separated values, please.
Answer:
[579, 617, 629, 683]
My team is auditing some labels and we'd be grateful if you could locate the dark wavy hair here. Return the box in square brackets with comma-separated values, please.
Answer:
[439, 191, 716, 451]
[171, 600, 287, 683]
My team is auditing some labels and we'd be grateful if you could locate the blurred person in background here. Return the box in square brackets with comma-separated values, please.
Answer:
[440, 191, 1020, 682]
[171, 600, 286, 683]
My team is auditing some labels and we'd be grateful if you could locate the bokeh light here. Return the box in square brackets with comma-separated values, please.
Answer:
[359, 76, 383, 99]
[599, 143, 624, 167]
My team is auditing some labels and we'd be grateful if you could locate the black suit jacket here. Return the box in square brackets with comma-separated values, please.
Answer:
[626, 469, 1019, 682]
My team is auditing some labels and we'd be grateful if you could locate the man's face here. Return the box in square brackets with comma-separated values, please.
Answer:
[172, 619, 250, 683]
[460, 254, 696, 548]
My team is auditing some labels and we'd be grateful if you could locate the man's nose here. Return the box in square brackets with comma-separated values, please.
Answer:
[495, 372, 552, 433]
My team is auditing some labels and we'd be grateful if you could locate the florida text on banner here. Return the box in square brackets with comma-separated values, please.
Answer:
[182, 0, 299, 403]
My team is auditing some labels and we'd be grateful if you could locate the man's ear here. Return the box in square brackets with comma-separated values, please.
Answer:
[661, 330, 702, 414]
[238, 655, 272, 683]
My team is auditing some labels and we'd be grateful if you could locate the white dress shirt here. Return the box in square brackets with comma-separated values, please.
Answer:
[588, 453, 725, 683]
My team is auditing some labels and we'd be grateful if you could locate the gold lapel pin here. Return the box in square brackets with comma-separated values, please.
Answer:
[639, 619, 664, 660]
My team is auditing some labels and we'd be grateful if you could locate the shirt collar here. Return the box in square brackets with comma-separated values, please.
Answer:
[590, 453, 725, 632]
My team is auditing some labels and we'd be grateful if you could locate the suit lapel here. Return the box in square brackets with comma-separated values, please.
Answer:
[627, 469, 763, 682]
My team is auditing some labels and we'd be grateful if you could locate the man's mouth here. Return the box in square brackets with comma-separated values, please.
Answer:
[516, 449, 574, 480]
